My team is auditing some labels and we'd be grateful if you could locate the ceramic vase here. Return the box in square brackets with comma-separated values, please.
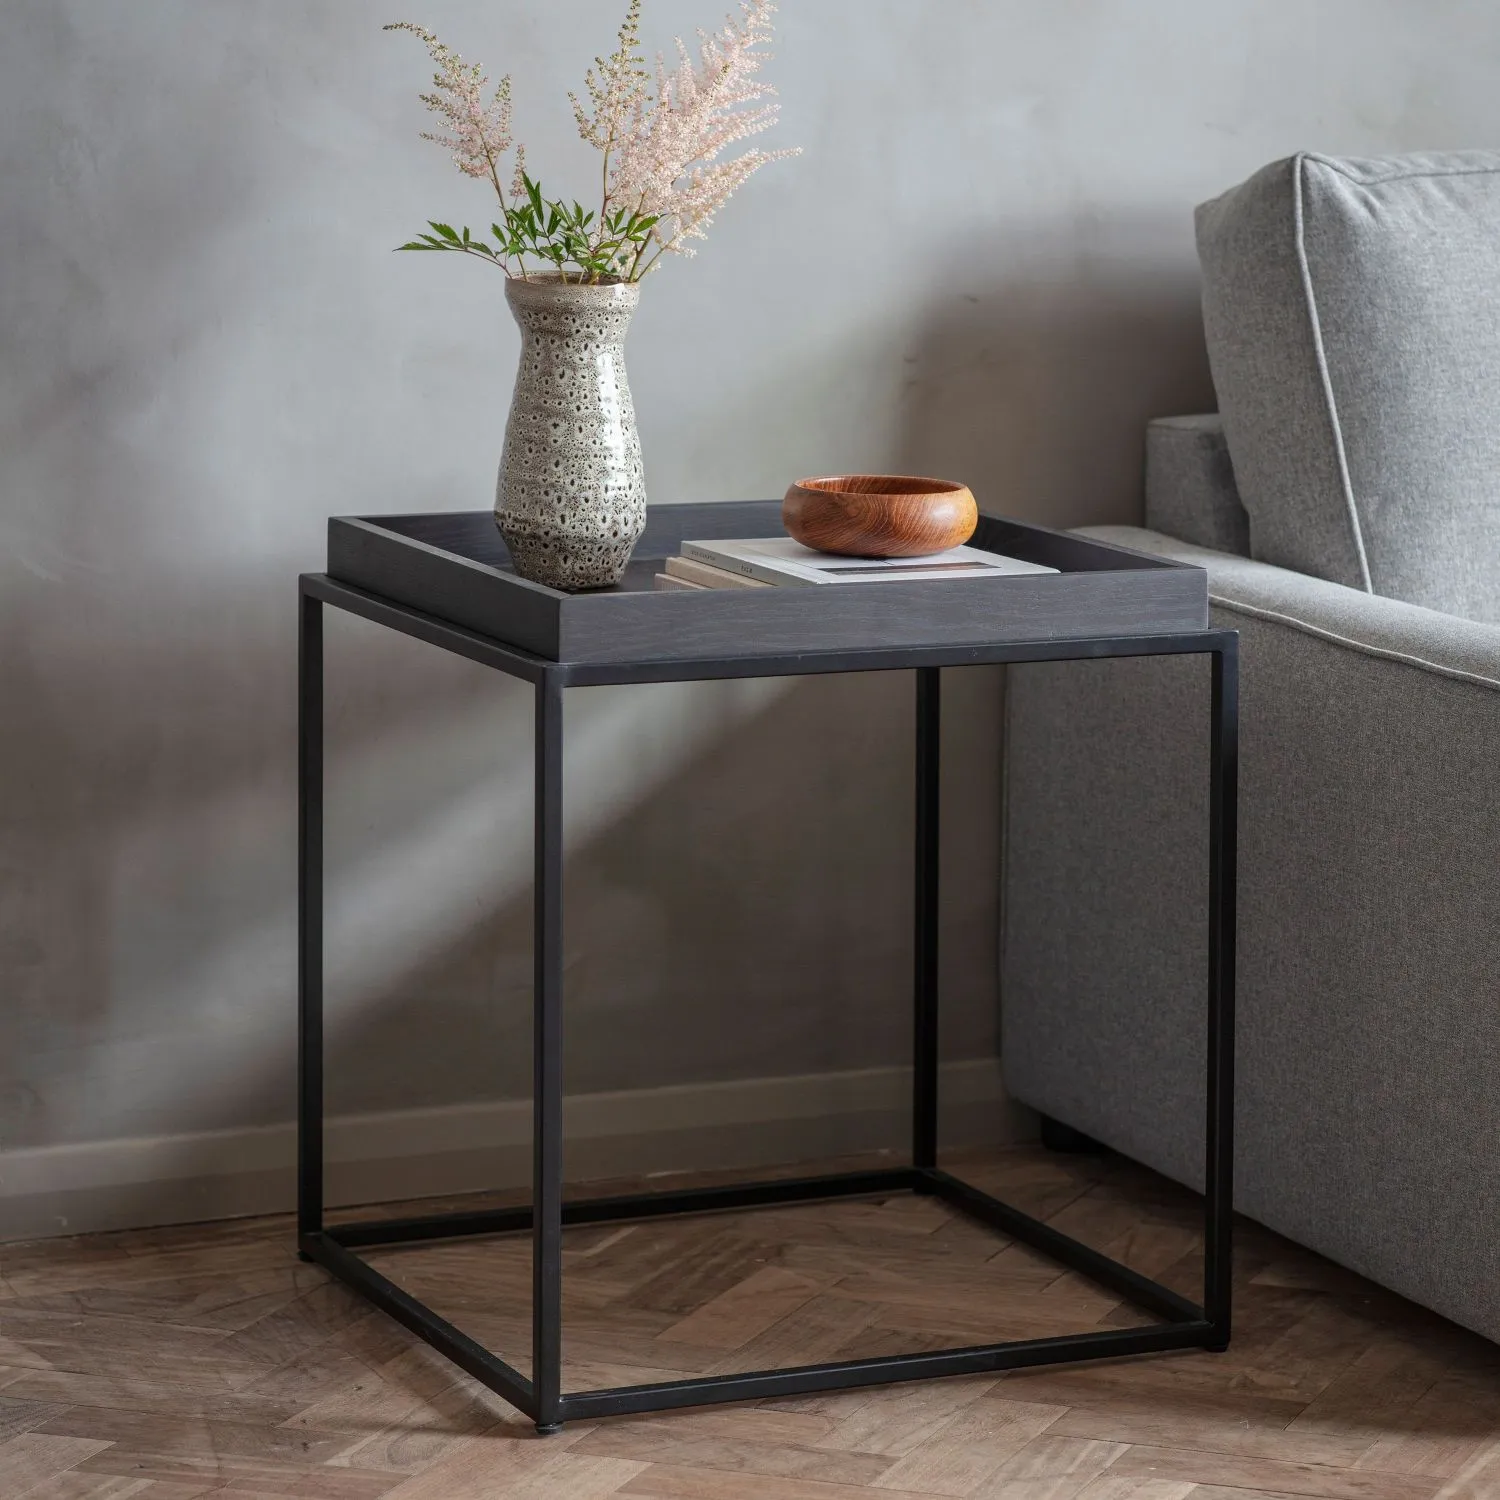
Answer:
[496, 275, 646, 591]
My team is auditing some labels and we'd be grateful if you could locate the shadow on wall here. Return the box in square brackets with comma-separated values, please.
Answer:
[0, 651, 1006, 1232]
[883, 216, 1216, 1111]
[893, 218, 1216, 527]
[0, 0, 503, 1158]
[0, 574, 507, 1147]
[0, 545, 1002, 1162]
[0, 208, 1208, 1221]
[317, 664, 1003, 1118]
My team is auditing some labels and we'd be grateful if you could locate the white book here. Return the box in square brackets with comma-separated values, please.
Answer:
[664, 555, 772, 590]
[680, 536, 1058, 588]
[653, 572, 706, 591]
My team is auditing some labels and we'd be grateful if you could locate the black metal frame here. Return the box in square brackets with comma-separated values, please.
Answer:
[297, 572, 1238, 1433]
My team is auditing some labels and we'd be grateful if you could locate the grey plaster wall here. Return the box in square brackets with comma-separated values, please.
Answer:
[2, 1, 1496, 1174]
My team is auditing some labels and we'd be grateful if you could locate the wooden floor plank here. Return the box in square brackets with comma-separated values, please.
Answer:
[985, 1430, 1126, 1493]
[375, 1423, 590, 1498]
[0, 1432, 113, 1498]
[618, 1462, 946, 1498]
[812, 1375, 1001, 1459]
[868, 1394, 1067, 1494]
[657, 1266, 830, 1352]
[1071, 1480, 1195, 1500]
[572, 1418, 895, 1487]
[1047, 1403, 1375, 1469]
[1107, 1444, 1442, 1498]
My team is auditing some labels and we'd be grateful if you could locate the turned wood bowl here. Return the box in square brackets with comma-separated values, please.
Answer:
[782, 475, 978, 558]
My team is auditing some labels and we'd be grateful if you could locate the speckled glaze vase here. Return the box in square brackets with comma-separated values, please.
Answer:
[496, 276, 646, 591]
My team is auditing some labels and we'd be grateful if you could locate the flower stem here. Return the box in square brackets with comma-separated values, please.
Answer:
[623, 192, 653, 281]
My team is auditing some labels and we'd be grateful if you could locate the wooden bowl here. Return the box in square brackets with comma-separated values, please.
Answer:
[783, 475, 978, 558]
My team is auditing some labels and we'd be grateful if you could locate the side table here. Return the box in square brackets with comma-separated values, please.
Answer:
[298, 503, 1237, 1433]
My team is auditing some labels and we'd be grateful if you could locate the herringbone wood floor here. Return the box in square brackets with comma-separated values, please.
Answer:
[2, 1146, 1498, 1499]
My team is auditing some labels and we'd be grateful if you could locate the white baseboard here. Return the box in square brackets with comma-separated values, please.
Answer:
[0, 1059, 1032, 1242]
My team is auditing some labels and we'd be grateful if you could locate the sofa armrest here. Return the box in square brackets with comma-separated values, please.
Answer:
[1082, 524, 1500, 683]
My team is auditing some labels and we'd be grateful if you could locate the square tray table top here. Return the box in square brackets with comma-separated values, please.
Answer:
[327, 501, 1207, 665]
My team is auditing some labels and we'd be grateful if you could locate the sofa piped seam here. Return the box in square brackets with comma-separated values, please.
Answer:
[1302, 151, 1500, 186]
[1292, 152, 1374, 596]
[1209, 593, 1500, 693]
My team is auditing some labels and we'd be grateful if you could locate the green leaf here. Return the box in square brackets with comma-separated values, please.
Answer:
[430, 222, 460, 242]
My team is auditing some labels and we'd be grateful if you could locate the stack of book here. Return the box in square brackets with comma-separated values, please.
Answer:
[655, 537, 1057, 590]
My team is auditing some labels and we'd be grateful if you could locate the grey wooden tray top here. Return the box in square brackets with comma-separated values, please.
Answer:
[327, 501, 1207, 664]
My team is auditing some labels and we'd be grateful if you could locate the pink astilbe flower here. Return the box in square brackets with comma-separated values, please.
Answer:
[606, 0, 799, 265]
[384, 22, 517, 201]
[388, 3, 798, 281]
[570, 0, 651, 157]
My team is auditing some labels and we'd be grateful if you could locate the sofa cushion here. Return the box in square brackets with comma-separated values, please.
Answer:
[1197, 152, 1500, 622]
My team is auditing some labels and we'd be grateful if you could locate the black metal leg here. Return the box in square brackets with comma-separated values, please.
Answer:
[297, 586, 324, 1252]
[914, 667, 941, 1172]
[1204, 637, 1239, 1346]
[532, 672, 566, 1432]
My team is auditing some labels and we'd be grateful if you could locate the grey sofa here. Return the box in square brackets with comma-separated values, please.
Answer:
[1001, 151, 1500, 1344]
